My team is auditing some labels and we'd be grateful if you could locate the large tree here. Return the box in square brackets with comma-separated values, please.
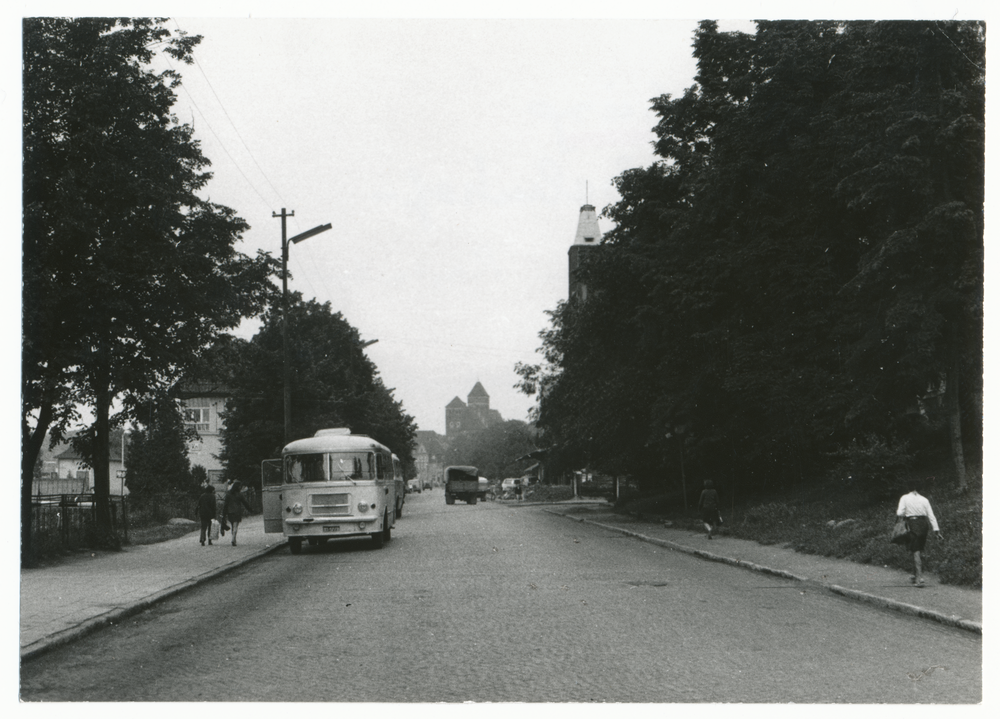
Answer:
[22, 18, 276, 560]
[219, 296, 418, 490]
[519, 20, 983, 500]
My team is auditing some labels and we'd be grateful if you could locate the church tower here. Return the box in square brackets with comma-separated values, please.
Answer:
[568, 203, 603, 301]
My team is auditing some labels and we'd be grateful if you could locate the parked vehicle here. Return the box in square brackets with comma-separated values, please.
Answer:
[262, 428, 399, 554]
[407, 478, 423, 493]
[444, 465, 480, 505]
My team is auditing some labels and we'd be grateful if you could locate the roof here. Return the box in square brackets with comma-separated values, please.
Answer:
[573, 204, 604, 246]
[446, 396, 467, 408]
[175, 381, 233, 399]
[53, 428, 126, 462]
[415, 430, 448, 456]
[468, 382, 489, 398]
[282, 431, 389, 455]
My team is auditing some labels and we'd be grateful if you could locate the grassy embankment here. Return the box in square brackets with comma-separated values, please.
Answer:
[527, 469, 982, 588]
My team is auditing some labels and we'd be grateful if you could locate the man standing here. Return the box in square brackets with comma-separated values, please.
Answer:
[896, 482, 943, 586]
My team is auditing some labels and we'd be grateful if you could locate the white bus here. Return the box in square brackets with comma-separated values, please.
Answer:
[262, 428, 399, 554]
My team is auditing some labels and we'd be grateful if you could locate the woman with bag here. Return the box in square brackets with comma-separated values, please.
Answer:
[196, 484, 217, 546]
[222, 480, 253, 547]
[895, 481, 943, 587]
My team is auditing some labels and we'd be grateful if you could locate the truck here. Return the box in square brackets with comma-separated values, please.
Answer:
[444, 465, 481, 505]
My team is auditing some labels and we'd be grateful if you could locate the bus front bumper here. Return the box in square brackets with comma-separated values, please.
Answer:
[284, 517, 377, 537]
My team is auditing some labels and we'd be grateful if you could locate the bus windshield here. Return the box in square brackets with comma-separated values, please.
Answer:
[285, 454, 327, 483]
[330, 452, 373, 480]
[285, 451, 376, 483]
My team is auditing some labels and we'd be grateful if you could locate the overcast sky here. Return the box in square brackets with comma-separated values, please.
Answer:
[136, 16, 722, 435]
[7, 3, 992, 439]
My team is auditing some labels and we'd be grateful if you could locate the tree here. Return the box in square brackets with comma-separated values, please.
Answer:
[219, 296, 418, 491]
[124, 395, 196, 495]
[444, 420, 539, 480]
[521, 20, 983, 501]
[22, 18, 276, 560]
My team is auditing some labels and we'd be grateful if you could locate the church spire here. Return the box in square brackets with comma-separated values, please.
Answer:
[569, 200, 602, 301]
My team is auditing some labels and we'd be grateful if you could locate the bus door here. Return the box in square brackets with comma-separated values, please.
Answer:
[261, 459, 283, 533]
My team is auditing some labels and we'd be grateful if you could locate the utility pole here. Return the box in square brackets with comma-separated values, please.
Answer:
[274, 209, 332, 444]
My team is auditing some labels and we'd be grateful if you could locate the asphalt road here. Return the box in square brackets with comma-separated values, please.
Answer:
[20, 492, 981, 703]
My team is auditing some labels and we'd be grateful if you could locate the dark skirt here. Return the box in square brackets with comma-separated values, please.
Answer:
[905, 515, 931, 552]
[701, 507, 720, 526]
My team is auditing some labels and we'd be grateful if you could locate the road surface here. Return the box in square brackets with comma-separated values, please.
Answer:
[20, 492, 981, 702]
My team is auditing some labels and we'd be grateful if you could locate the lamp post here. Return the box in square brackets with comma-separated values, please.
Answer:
[274, 209, 332, 444]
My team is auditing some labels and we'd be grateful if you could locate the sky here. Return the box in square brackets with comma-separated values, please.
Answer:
[6, 2, 993, 438]
[139, 15, 716, 435]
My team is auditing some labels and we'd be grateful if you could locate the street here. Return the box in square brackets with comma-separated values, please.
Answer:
[20, 492, 981, 702]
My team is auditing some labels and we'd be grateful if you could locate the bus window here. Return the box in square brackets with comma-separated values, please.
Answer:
[286, 454, 327, 483]
[375, 453, 387, 479]
[330, 452, 372, 480]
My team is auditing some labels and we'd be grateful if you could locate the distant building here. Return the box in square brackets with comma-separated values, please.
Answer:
[445, 382, 503, 437]
[414, 430, 448, 487]
[568, 203, 603, 301]
[35, 428, 128, 496]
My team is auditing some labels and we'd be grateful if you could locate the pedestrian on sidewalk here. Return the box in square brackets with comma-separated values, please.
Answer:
[222, 480, 252, 547]
[197, 484, 217, 546]
[896, 481, 943, 587]
[697, 480, 721, 539]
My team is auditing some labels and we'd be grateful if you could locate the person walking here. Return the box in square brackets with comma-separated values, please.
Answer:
[697, 480, 722, 539]
[196, 484, 217, 546]
[896, 481, 943, 587]
[222, 480, 252, 547]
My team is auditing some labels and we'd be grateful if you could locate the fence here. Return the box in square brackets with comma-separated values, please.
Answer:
[28, 494, 128, 559]
[26, 489, 263, 561]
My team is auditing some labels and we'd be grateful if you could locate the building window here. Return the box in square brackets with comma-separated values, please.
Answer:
[183, 398, 211, 431]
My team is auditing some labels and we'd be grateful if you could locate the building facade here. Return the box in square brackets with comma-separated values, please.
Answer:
[177, 382, 231, 487]
[445, 382, 503, 437]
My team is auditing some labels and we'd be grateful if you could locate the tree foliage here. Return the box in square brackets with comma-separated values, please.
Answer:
[124, 395, 197, 495]
[218, 297, 418, 490]
[22, 18, 277, 558]
[519, 20, 983, 500]
[444, 420, 539, 480]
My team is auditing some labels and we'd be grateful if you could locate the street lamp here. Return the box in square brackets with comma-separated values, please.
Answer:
[274, 209, 332, 443]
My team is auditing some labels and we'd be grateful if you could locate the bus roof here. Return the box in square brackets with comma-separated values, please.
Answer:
[282, 430, 389, 456]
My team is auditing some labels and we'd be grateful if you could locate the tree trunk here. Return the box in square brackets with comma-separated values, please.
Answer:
[92, 377, 121, 549]
[21, 401, 54, 567]
[947, 364, 968, 492]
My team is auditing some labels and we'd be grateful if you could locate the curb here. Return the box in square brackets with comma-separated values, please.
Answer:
[20, 540, 288, 662]
[545, 509, 982, 636]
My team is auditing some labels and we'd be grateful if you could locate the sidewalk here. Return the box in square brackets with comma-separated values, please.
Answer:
[544, 503, 981, 634]
[19, 515, 287, 660]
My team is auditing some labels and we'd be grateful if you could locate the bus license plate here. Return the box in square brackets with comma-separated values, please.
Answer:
[323, 525, 339, 532]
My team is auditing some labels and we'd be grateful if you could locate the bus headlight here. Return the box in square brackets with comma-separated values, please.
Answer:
[357, 502, 369, 513]
[292, 502, 303, 515]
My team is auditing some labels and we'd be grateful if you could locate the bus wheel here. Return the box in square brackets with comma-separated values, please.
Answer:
[446, 494, 455, 505]
[396, 502, 403, 519]
[469, 496, 478, 505]
[289, 538, 303, 555]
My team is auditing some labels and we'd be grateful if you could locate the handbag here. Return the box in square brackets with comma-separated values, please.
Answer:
[209, 518, 220, 541]
[890, 517, 910, 545]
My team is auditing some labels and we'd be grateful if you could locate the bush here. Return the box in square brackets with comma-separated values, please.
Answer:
[830, 434, 913, 499]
